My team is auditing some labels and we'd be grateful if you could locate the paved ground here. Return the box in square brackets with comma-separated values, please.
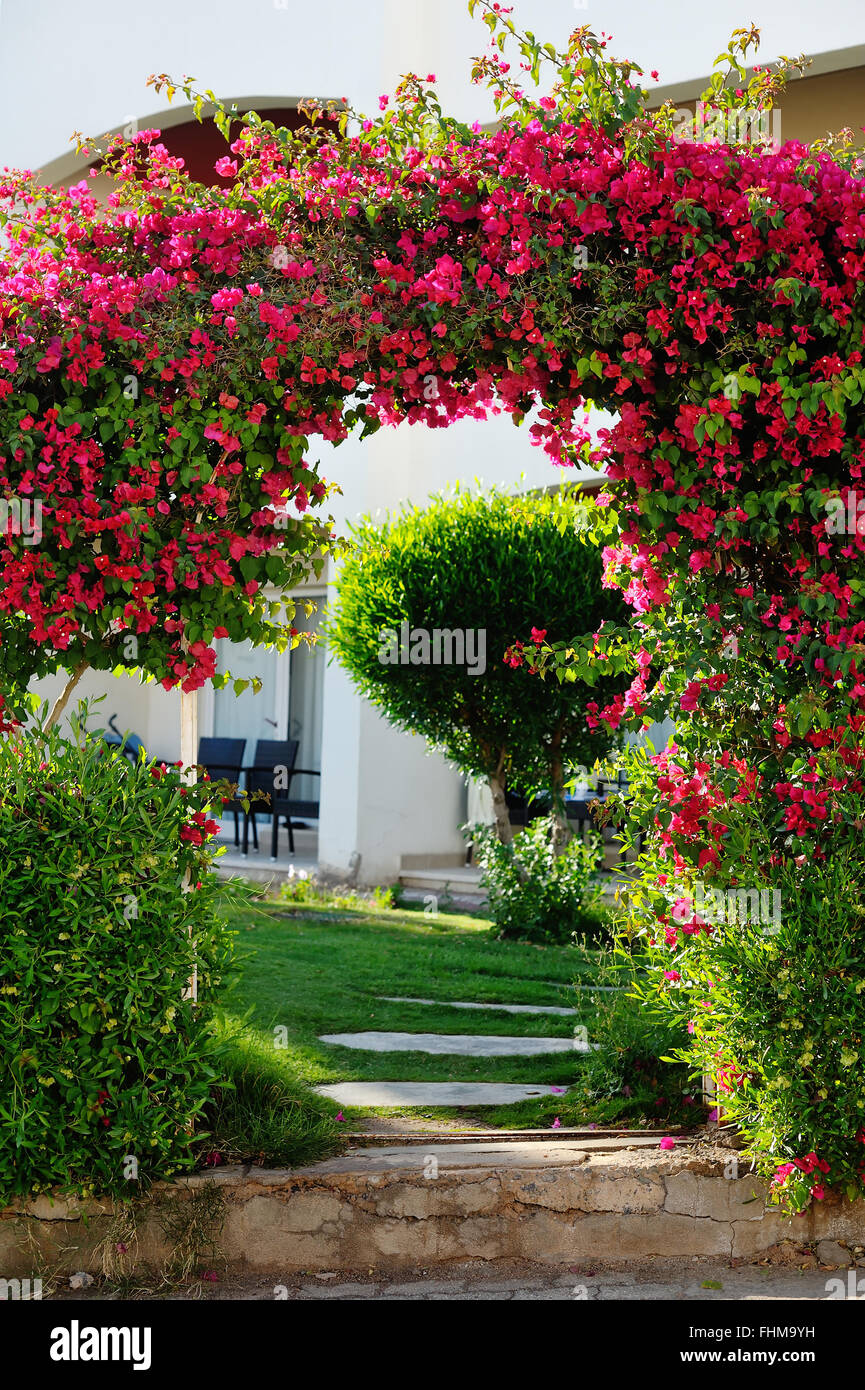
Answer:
[93, 1258, 860, 1301]
[377, 996, 579, 1016]
[289, 1134, 683, 1175]
[314, 1081, 568, 1105]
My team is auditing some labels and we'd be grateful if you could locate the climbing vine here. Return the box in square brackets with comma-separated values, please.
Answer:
[2, 1, 864, 1206]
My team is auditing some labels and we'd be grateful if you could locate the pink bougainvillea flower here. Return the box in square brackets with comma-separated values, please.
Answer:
[0, 25, 861, 1218]
[659, 1137, 676, 1151]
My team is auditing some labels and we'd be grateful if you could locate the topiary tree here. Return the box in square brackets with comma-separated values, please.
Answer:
[326, 485, 627, 843]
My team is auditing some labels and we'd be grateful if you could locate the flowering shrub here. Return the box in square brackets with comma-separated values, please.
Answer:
[0, 713, 233, 1201]
[472, 815, 604, 943]
[0, 11, 815, 709]
[626, 840, 865, 1208]
[1, 0, 863, 1203]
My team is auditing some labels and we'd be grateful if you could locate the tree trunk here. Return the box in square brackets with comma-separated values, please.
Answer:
[487, 758, 513, 846]
[43, 659, 90, 735]
[549, 724, 572, 853]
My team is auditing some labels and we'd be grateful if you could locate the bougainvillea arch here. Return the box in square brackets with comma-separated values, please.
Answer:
[2, 3, 865, 1205]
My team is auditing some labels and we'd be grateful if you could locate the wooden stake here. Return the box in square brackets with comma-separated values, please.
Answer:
[180, 685, 199, 780]
[180, 685, 199, 1004]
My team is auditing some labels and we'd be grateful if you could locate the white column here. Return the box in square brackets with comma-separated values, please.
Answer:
[317, 660, 466, 885]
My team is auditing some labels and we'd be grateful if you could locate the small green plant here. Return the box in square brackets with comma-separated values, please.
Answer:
[202, 1032, 345, 1168]
[276, 874, 395, 913]
[155, 1184, 227, 1283]
[570, 949, 697, 1126]
[0, 705, 235, 1203]
[472, 815, 605, 944]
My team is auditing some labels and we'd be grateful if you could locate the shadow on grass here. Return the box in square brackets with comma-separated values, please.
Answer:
[200, 1031, 347, 1170]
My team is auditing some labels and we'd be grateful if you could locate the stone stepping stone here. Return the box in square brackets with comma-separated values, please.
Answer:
[378, 995, 578, 1017]
[315, 1082, 568, 1107]
[318, 1030, 588, 1056]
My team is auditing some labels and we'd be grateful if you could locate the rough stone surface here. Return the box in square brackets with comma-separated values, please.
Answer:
[318, 1031, 583, 1055]
[816, 1239, 853, 1267]
[504, 1167, 666, 1215]
[314, 1082, 567, 1106]
[664, 1170, 768, 1222]
[6, 1141, 865, 1278]
[291, 1137, 676, 1175]
[53, 1259, 857, 1300]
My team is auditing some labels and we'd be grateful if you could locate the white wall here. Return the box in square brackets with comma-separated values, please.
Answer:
[31, 666, 183, 760]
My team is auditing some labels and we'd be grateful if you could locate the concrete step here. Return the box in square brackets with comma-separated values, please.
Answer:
[13, 1139, 861, 1276]
[398, 866, 486, 898]
[397, 866, 637, 902]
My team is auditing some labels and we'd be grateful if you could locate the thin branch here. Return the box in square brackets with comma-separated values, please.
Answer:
[43, 659, 90, 735]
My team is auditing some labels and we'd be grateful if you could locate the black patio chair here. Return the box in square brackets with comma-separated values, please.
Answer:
[197, 737, 247, 846]
[504, 788, 550, 827]
[571, 767, 643, 857]
[242, 738, 300, 859]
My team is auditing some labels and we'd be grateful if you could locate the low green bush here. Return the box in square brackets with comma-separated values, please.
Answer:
[472, 815, 605, 944]
[326, 486, 627, 843]
[629, 844, 865, 1209]
[570, 949, 698, 1126]
[0, 712, 234, 1202]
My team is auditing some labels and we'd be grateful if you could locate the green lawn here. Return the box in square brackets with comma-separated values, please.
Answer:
[221, 900, 596, 1084]
[204, 898, 694, 1167]
[200, 895, 695, 1167]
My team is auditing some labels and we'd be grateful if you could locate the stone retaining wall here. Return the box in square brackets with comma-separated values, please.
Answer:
[2, 1145, 863, 1277]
